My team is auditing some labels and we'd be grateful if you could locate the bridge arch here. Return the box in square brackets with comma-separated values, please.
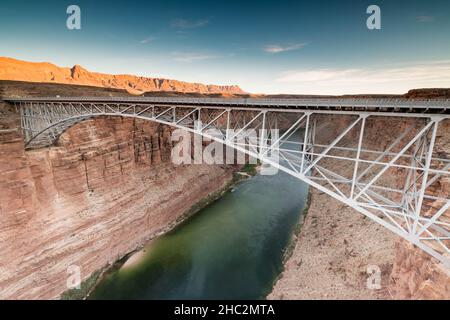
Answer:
[9, 97, 450, 268]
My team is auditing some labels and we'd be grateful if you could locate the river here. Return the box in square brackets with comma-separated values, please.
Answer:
[89, 165, 309, 299]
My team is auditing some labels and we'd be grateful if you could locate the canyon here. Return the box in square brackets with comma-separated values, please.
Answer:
[0, 79, 449, 299]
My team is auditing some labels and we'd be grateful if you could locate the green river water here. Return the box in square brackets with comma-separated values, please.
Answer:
[89, 167, 309, 299]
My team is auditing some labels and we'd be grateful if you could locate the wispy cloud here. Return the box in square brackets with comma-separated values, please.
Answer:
[139, 36, 155, 44]
[277, 62, 450, 84]
[277, 69, 362, 82]
[274, 61, 450, 94]
[171, 18, 209, 29]
[172, 52, 218, 63]
[263, 43, 307, 54]
[416, 15, 434, 23]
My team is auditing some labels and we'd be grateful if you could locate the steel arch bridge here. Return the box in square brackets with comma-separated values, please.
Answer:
[6, 96, 450, 268]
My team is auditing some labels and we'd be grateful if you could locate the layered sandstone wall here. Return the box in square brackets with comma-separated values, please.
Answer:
[389, 240, 450, 299]
[0, 102, 235, 299]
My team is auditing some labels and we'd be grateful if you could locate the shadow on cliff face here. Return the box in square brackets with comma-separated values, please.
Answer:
[0, 85, 238, 298]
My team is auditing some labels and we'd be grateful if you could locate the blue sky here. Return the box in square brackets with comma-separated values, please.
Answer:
[0, 0, 449, 94]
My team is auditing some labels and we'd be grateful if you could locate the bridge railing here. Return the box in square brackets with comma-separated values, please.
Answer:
[5, 96, 450, 111]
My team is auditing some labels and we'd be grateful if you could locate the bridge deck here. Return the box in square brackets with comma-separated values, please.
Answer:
[5, 96, 450, 114]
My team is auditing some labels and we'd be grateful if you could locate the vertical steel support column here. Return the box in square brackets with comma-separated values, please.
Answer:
[300, 112, 311, 173]
[196, 108, 202, 132]
[401, 131, 423, 231]
[350, 116, 367, 199]
[259, 111, 267, 156]
[226, 109, 231, 141]
[311, 117, 317, 164]
[412, 118, 440, 234]
[19, 102, 26, 142]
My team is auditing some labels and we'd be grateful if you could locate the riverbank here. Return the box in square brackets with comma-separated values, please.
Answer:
[62, 164, 258, 299]
[88, 164, 308, 299]
[268, 187, 397, 299]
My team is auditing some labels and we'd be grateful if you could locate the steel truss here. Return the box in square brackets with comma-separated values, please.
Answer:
[8, 98, 450, 268]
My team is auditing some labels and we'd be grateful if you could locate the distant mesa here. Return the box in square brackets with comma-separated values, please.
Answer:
[1, 57, 449, 99]
[404, 88, 450, 99]
[0, 57, 246, 95]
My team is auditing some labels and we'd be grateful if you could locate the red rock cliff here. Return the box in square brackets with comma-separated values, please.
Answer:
[0, 57, 245, 95]
[0, 101, 235, 299]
